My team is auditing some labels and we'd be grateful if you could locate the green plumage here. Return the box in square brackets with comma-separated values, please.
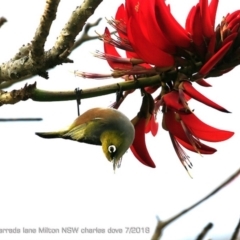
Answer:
[35, 107, 135, 169]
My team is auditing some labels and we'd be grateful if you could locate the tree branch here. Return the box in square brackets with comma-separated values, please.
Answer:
[151, 168, 240, 240]
[195, 223, 213, 240]
[230, 218, 240, 240]
[0, 0, 103, 85]
[0, 118, 42, 122]
[31, 0, 60, 60]
[0, 75, 161, 105]
[72, 18, 102, 50]
[0, 17, 7, 28]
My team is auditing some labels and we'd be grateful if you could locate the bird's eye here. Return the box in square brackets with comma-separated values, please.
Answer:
[108, 145, 116, 153]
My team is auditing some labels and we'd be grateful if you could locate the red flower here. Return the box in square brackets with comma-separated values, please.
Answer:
[130, 93, 158, 168]
[76, 0, 240, 175]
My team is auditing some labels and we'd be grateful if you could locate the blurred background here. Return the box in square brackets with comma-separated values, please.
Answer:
[0, 0, 239, 239]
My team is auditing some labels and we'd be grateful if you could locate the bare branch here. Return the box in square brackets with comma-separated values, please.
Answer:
[0, 0, 103, 85]
[151, 168, 240, 240]
[72, 18, 102, 50]
[195, 223, 213, 240]
[0, 118, 42, 122]
[0, 83, 37, 106]
[0, 75, 161, 105]
[50, 0, 103, 59]
[12, 43, 32, 61]
[0, 17, 7, 28]
[230, 218, 240, 240]
[31, 0, 60, 60]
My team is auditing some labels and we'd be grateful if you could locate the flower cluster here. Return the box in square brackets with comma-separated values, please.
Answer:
[76, 0, 240, 175]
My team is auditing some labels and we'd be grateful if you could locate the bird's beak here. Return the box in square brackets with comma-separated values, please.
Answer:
[112, 158, 122, 172]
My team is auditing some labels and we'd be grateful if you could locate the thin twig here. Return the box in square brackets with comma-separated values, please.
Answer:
[230, 218, 240, 240]
[0, 75, 162, 105]
[0, 118, 42, 122]
[151, 168, 240, 240]
[0, 17, 7, 28]
[195, 223, 213, 240]
[73, 18, 102, 50]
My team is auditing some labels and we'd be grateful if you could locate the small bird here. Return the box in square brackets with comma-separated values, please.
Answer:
[35, 108, 135, 170]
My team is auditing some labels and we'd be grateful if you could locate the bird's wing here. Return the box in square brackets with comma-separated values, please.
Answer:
[62, 118, 103, 145]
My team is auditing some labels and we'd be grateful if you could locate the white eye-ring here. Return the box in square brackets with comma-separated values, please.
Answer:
[108, 145, 116, 153]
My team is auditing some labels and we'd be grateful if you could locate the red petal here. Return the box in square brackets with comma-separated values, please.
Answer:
[115, 4, 128, 40]
[206, 32, 216, 60]
[125, 50, 152, 69]
[189, 5, 206, 57]
[200, 0, 214, 38]
[155, 0, 191, 48]
[125, 0, 139, 18]
[182, 81, 230, 112]
[196, 79, 212, 87]
[162, 91, 186, 112]
[130, 117, 156, 168]
[176, 137, 217, 154]
[179, 113, 234, 142]
[144, 86, 159, 94]
[199, 41, 233, 75]
[221, 32, 238, 47]
[127, 16, 174, 67]
[189, 5, 204, 45]
[136, 0, 175, 54]
[209, 0, 219, 27]
[115, 4, 127, 22]
[145, 114, 159, 136]
[226, 10, 240, 24]
[104, 28, 132, 70]
[151, 115, 159, 136]
[231, 23, 240, 33]
[164, 110, 195, 145]
[145, 117, 151, 134]
[185, 6, 196, 33]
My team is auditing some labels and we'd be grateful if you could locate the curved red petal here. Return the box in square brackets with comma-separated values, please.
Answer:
[185, 6, 196, 33]
[104, 28, 132, 70]
[162, 91, 185, 111]
[115, 4, 127, 22]
[144, 86, 159, 94]
[130, 118, 156, 168]
[221, 32, 238, 47]
[127, 16, 174, 67]
[164, 110, 194, 144]
[200, 0, 214, 38]
[176, 137, 217, 154]
[125, 0, 140, 18]
[206, 32, 216, 60]
[189, 5, 204, 45]
[115, 4, 128, 40]
[136, 0, 175, 54]
[182, 81, 230, 112]
[226, 10, 240, 24]
[209, 0, 219, 27]
[151, 115, 159, 136]
[179, 113, 234, 142]
[199, 41, 233, 75]
[145, 117, 151, 134]
[155, 0, 191, 48]
[145, 114, 159, 136]
[189, 5, 206, 57]
[196, 79, 212, 87]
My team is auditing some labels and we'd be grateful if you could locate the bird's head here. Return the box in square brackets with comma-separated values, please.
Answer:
[100, 130, 134, 171]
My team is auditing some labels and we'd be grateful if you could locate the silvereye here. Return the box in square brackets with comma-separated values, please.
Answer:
[35, 108, 135, 170]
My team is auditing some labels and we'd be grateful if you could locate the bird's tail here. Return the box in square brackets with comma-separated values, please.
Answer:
[35, 130, 66, 139]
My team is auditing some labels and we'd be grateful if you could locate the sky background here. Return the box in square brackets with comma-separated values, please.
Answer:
[0, 0, 239, 240]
